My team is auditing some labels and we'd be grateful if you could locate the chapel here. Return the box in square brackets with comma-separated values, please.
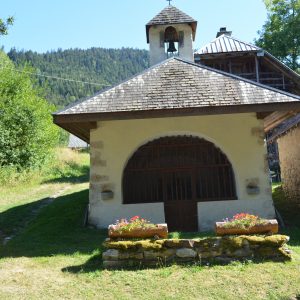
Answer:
[53, 5, 300, 231]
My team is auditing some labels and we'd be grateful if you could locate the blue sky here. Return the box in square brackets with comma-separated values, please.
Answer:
[1, 0, 267, 53]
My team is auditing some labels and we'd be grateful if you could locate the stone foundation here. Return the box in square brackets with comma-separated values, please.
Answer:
[102, 235, 291, 268]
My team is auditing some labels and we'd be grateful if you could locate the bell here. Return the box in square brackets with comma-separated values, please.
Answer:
[167, 41, 177, 53]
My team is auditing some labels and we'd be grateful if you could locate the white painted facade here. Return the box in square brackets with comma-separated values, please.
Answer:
[88, 113, 275, 231]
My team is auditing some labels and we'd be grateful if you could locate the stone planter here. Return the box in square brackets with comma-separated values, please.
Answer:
[215, 219, 278, 236]
[108, 223, 168, 239]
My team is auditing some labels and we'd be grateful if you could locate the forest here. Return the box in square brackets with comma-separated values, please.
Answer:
[8, 47, 149, 107]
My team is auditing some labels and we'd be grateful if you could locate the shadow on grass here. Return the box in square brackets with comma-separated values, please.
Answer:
[0, 189, 106, 258]
[62, 253, 104, 274]
[43, 164, 90, 184]
[1, 183, 299, 274]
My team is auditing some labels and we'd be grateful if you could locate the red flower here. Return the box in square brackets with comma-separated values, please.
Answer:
[130, 216, 140, 221]
[232, 213, 258, 221]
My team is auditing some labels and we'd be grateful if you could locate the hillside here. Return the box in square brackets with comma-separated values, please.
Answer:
[8, 47, 149, 107]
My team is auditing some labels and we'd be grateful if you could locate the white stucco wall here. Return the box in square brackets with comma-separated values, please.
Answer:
[149, 24, 194, 66]
[89, 113, 275, 231]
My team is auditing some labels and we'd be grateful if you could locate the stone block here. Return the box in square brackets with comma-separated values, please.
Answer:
[198, 251, 211, 259]
[90, 174, 109, 182]
[102, 249, 119, 261]
[118, 252, 129, 260]
[176, 248, 197, 258]
[92, 157, 107, 167]
[144, 249, 175, 261]
[194, 238, 221, 250]
[89, 183, 102, 192]
[233, 249, 253, 258]
[103, 260, 124, 268]
[264, 235, 289, 247]
[164, 239, 194, 248]
[129, 252, 144, 260]
[214, 257, 233, 264]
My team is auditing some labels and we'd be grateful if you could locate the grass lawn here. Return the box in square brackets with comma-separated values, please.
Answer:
[0, 159, 300, 299]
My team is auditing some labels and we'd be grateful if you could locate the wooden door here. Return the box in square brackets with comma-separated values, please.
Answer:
[163, 170, 198, 232]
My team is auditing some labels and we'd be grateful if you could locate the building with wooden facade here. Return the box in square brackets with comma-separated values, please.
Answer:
[53, 5, 300, 231]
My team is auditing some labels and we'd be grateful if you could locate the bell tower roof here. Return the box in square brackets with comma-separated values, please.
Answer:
[146, 5, 197, 43]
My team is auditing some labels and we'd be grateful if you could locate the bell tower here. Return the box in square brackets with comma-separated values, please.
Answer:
[146, 5, 197, 66]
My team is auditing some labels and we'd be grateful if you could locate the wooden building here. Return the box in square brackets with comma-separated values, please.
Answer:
[195, 28, 300, 96]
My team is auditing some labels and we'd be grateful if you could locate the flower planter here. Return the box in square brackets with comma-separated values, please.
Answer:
[215, 219, 278, 236]
[108, 223, 168, 239]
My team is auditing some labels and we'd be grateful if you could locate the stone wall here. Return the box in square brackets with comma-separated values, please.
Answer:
[278, 126, 300, 204]
[102, 235, 291, 268]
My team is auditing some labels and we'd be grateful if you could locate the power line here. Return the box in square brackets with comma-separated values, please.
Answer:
[0, 64, 111, 87]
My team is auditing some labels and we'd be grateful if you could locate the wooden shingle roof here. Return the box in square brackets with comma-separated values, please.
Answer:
[55, 58, 300, 117]
[146, 6, 197, 43]
[147, 5, 196, 26]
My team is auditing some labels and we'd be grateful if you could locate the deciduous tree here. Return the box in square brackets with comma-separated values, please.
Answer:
[0, 16, 14, 35]
[256, 0, 300, 71]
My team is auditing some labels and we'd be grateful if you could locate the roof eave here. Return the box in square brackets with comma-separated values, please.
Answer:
[53, 102, 300, 124]
[195, 50, 259, 57]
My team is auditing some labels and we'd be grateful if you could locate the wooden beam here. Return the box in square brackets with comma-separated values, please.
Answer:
[61, 125, 89, 143]
[198, 52, 257, 60]
[255, 56, 260, 83]
[263, 111, 299, 132]
[53, 102, 300, 124]
[256, 112, 273, 119]
[264, 54, 300, 83]
[54, 120, 98, 142]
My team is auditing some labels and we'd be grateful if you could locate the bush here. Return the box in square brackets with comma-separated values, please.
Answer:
[0, 51, 59, 171]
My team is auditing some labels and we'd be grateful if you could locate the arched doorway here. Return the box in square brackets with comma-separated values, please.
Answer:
[122, 136, 237, 231]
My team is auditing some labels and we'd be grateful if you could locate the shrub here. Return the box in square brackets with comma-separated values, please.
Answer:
[0, 51, 59, 172]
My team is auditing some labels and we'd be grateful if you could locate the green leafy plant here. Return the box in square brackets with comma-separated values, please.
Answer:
[0, 51, 59, 172]
[114, 216, 157, 233]
[222, 213, 268, 229]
